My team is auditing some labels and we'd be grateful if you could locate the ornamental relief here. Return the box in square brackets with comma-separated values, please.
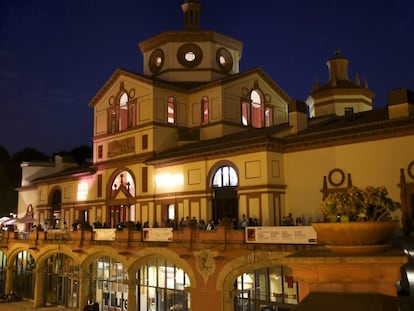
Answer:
[108, 137, 135, 158]
[194, 249, 218, 283]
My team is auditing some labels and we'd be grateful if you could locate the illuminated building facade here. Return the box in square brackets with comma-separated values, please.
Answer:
[4, 1, 414, 310]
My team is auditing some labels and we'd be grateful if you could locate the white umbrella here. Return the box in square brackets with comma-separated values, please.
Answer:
[0, 217, 10, 225]
[2, 218, 16, 226]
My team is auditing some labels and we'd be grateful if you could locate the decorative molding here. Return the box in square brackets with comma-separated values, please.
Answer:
[328, 168, 345, 187]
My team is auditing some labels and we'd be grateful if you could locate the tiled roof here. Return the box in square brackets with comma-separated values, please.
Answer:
[31, 165, 95, 183]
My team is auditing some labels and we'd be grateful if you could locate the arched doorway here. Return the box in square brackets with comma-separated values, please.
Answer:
[12, 250, 35, 299]
[137, 259, 191, 311]
[211, 165, 239, 223]
[92, 256, 128, 311]
[43, 253, 79, 308]
[107, 170, 136, 228]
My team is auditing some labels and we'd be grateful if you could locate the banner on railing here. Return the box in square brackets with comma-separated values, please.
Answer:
[245, 226, 317, 244]
[94, 229, 116, 241]
[143, 228, 173, 242]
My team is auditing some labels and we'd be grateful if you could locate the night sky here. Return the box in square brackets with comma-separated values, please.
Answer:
[1, 0, 413, 155]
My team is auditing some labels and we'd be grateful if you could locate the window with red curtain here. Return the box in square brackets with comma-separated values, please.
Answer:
[118, 93, 129, 131]
[241, 101, 250, 126]
[201, 96, 209, 123]
[265, 107, 273, 127]
[167, 97, 176, 124]
[251, 90, 263, 128]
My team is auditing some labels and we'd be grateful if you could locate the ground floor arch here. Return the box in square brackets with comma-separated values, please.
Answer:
[218, 252, 298, 311]
[78, 247, 195, 311]
[0, 244, 300, 311]
[9, 249, 36, 299]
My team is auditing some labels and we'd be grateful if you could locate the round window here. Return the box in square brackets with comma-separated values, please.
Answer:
[216, 48, 233, 73]
[177, 43, 203, 68]
[149, 49, 165, 74]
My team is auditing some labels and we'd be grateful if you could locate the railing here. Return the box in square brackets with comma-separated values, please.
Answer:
[0, 226, 320, 252]
[1, 226, 244, 243]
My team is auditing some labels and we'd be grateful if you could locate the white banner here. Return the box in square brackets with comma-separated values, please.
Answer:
[143, 228, 173, 242]
[245, 226, 317, 244]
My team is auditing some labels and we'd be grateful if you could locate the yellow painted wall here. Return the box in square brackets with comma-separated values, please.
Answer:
[284, 135, 414, 223]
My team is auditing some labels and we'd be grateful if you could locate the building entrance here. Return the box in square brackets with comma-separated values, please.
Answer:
[213, 187, 238, 222]
[108, 206, 128, 228]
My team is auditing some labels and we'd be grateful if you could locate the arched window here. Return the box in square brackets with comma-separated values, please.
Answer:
[241, 89, 273, 128]
[212, 165, 238, 187]
[49, 188, 61, 229]
[94, 256, 128, 311]
[108, 91, 136, 133]
[168, 97, 176, 124]
[251, 90, 264, 128]
[138, 259, 191, 311]
[241, 101, 250, 126]
[201, 96, 209, 123]
[108, 170, 136, 227]
[111, 170, 135, 196]
[234, 266, 298, 310]
[119, 93, 128, 131]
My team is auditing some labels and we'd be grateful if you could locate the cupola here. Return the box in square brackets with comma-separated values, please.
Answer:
[138, 0, 243, 82]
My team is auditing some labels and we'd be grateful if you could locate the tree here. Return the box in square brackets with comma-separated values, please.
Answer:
[0, 146, 18, 216]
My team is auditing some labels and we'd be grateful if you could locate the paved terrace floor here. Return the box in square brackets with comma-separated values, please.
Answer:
[0, 300, 74, 311]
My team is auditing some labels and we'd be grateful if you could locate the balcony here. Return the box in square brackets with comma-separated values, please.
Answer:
[0, 226, 321, 253]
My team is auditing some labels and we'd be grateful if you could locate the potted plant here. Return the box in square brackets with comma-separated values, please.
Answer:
[320, 186, 400, 222]
[312, 186, 401, 253]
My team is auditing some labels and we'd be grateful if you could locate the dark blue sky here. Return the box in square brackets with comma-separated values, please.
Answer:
[1, 0, 413, 155]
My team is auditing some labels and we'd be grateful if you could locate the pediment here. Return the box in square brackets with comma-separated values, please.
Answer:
[88, 68, 154, 108]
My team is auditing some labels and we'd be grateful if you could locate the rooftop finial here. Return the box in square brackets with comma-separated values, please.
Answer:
[334, 49, 341, 57]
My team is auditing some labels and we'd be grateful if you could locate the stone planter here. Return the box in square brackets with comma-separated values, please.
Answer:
[311, 221, 398, 254]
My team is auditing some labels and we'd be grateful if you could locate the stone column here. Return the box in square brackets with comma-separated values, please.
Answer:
[127, 277, 138, 311]
[4, 265, 13, 295]
[33, 265, 45, 307]
[79, 267, 91, 309]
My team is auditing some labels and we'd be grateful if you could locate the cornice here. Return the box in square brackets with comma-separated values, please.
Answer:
[138, 30, 243, 53]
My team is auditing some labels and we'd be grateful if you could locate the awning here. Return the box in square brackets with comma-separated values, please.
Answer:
[15, 215, 37, 224]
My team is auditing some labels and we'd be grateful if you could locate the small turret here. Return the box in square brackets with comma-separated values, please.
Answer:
[326, 50, 349, 82]
[182, 0, 201, 30]
[306, 50, 375, 117]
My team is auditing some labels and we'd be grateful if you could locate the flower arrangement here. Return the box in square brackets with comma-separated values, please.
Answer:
[321, 186, 401, 222]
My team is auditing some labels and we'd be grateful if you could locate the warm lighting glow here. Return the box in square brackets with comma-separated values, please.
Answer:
[77, 181, 89, 201]
[156, 173, 184, 188]
[406, 270, 414, 283]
